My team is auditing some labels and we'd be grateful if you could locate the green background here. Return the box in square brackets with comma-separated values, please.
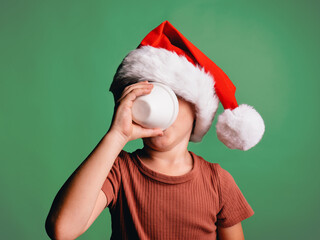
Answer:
[1, 0, 319, 239]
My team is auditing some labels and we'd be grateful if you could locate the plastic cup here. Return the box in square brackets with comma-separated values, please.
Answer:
[132, 82, 179, 130]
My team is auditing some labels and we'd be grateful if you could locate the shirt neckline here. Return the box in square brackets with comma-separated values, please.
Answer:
[131, 149, 199, 184]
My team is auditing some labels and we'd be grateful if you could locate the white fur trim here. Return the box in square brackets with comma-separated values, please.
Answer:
[115, 45, 219, 142]
[216, 104, 265, 150]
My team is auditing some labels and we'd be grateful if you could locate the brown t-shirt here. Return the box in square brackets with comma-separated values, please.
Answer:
[101, 149, 254, 239]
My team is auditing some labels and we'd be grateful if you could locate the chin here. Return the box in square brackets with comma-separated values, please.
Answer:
[143, 132, 177, 151]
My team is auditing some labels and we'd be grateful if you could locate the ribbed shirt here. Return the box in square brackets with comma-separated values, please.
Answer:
[101, 149, 254, 239]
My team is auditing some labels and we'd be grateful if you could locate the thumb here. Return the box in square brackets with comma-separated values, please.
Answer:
[139, 127, 164, 138]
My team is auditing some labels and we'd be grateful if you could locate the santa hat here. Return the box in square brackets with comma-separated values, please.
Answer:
[110, 20, 265, 151]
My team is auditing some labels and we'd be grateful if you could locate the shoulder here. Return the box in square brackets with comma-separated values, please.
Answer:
[191, 151, 224, 184]
[113, 149, 131, 163]
[191, 151, 234, 185]
[191, 151, 222, 175]
[108, 149, 131, 171]
[119, 149, 129, 158]
[113, 149, 140, 171]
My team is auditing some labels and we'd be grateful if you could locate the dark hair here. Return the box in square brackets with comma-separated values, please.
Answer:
[109, 62, 132, 103]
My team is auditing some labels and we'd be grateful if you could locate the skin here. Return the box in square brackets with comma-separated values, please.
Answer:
[45, 81, 246, 240]
[217, 223, 245, 240]
[137, 95, 196, 177]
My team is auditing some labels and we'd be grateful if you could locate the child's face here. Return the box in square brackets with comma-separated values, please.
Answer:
[142, 96, 196, 151]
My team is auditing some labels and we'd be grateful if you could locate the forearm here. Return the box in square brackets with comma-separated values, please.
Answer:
[46, 130, 127, 239]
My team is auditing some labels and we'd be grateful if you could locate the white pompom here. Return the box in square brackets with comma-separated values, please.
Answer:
[216, 104, 265, 151]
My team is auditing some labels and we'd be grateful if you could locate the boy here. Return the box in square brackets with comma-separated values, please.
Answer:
[45, 21, 265, 240]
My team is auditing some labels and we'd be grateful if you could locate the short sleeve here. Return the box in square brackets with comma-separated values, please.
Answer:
[215, 164, 254, 228]
[101, 151, 123, 209]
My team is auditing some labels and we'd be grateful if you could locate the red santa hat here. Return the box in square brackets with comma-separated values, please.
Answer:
[110, 20, 265, 150]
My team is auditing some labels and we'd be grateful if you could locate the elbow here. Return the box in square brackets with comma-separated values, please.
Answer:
[45, 214, 81, 240]
[45, 215, 59, 240]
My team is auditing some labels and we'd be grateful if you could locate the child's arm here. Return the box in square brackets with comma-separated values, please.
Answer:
[215, 164, 254, 240]
[217, 222, 245, 240]
[45, 81, 163, 240]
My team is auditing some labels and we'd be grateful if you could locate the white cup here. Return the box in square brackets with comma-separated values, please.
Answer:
[132, 82, 179, 130]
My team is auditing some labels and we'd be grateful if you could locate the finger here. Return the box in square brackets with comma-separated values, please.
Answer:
[122, 81, 151, 96]
[117, 84, 153, 105]
[138, 127, 164, 139]
[123, 80, 150, 92]
[120, 81, 153, 102]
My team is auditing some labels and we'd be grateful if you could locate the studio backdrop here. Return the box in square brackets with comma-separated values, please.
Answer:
[1, 0, 319, 239]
